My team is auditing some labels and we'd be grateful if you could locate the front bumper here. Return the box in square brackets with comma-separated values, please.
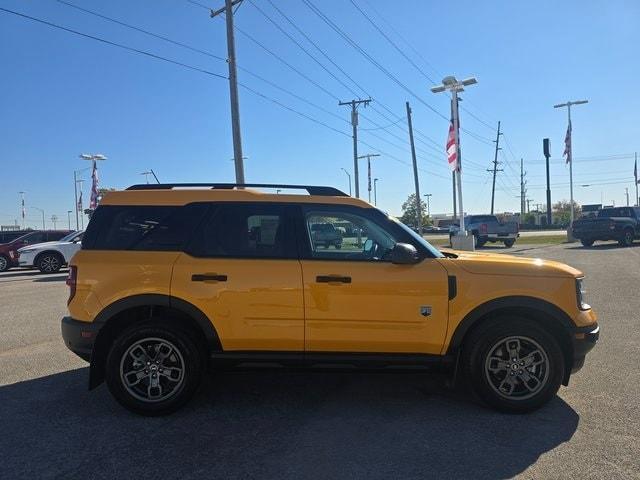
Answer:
[61, 316, 102, 362]
[571, 323, 599, 373]
[17, 251, 36, 267]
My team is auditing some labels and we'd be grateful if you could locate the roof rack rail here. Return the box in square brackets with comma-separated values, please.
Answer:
[125, 183, 348, 197]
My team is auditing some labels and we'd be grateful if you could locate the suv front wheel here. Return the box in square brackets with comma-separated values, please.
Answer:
[463, 317, 564, 413]
[105, 321, 204, 416]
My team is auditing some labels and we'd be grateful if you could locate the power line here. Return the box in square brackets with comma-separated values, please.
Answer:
[348, 0, 437, 84]
[0, 6, 228, 80]
[0, 6, 352, 139]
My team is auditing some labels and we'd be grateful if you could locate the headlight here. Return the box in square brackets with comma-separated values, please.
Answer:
[576, 278, 590, 310]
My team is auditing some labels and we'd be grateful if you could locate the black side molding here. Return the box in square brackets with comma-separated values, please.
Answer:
[448, 276, 457, 300]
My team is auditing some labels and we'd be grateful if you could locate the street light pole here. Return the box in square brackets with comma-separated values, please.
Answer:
[431, 76, 478, 249]
[340, 168, 352, 196]
[67, 210, 72, 230]
[32, 207, 45, 229]
[554, 99, 588, 240]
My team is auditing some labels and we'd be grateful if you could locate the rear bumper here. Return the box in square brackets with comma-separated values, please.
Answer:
[571, 323, 599, 374]
[61, 316, 101, 362]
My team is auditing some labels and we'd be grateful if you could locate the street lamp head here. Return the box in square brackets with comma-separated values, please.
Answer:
[430, 85, 446, 94]
[79, 154, 92, 160]
[93, 154, 107, 161]
[442, 75, 457, 86]
[461, 77, 477, 87]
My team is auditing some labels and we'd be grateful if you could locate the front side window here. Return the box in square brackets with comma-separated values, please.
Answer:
[189, 204, 293, 259]
[304, 208, 397, 261]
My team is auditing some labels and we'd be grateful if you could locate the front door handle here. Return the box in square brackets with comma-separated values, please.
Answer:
[192, 273, 228, 282]
[316, 275, 352, 284]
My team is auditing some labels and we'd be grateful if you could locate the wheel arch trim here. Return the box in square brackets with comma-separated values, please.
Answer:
[89, 294, 221, 390]
[446, 295, 575, 355]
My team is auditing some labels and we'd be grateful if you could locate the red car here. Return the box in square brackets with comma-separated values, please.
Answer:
[0, 230, 70, 272]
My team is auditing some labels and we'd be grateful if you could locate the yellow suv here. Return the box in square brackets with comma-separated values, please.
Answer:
[61, 183, 599, 415]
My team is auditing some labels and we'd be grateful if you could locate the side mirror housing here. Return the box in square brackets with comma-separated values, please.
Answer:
[390, 242, 420, 265]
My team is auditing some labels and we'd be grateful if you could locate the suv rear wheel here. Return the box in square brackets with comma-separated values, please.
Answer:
[581, 238, 594, 247]
[463, 316, 564, 413]
[105, 321, 204, 416]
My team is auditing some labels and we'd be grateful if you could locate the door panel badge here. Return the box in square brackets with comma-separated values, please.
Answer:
[420, 306, 432, 317]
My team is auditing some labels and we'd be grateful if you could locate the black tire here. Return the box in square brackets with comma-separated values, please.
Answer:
[618, 229, 634, 247]
[36, 252, 64, 273]
[504, 239, 515, 248]
[476, 239, 487, 248]
[105, 321, 204, 416]
[335, 243, 342, 249]
[0, 254, 9, 272]
[462, 316, 565, 413]
[581, 238, 594, 247]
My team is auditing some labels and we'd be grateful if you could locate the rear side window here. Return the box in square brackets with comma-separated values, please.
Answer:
[45, 231, 69, 242]
[83, 204, 208, 251]
[188, 203, 295, 259]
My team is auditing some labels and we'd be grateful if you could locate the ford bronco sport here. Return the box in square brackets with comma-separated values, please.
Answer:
[61, 183, 599, 416]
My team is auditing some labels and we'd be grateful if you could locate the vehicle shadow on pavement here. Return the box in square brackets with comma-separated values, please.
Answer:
[566, 242, 640, 250]
[0, 367, 579, 480]
[33, 274, 68, 283]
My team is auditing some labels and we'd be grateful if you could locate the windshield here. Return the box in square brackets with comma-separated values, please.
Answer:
[390, 216, 444, 258]
[60, 231, 82, 242]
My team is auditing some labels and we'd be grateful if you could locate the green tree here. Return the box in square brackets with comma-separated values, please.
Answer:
[552, 199, 581, 225]
[400, 193, 430, 227]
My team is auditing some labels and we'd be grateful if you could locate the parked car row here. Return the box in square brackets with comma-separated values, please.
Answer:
[0, 230, 82, 273]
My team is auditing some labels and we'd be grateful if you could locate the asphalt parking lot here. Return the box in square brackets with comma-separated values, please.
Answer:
[1, 242, 638, 479]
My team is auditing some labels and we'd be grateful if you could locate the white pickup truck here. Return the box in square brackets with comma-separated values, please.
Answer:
[18, 231, 83, 273]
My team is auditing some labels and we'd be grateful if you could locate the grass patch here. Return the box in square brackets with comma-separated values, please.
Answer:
[426, 234, 568, 247]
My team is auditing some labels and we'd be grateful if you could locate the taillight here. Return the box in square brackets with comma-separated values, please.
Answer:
[66, 266, 77, 304]
[480, 223, 488, 234]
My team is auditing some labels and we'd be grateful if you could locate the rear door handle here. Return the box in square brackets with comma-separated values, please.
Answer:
[192, 274, 228, 282]
[316, 275, 351, 284]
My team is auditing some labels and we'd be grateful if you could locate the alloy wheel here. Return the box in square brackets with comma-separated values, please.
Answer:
[40, 255, 60, 272]
[0, 256, 7, 272]
[119, 337, 185, 403]
[484, 335, 550, 400]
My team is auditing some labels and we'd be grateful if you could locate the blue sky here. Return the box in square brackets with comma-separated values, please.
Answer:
[1, 0, 639, 229]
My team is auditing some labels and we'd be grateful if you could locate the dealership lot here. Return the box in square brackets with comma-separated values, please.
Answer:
[0, 243, 638, 479]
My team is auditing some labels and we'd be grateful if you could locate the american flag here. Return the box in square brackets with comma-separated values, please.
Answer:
[21, 197, 25, 222]
[447, 120, 458, 171]
[563, 120, 572, 163]
[77, 190, 83, 212]
[89, 160, 99, 209]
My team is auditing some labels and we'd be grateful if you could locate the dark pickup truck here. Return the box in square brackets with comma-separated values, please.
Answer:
[572, 206, 640, 247]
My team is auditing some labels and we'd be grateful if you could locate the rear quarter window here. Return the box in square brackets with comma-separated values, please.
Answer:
[82, 204, 208, 251]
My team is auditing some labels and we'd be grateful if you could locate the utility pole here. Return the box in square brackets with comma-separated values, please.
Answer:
[211, 0, 245, 184]
[635, 152, 638, 207]
[406, 102, 422, 233]
[18, 191, 25, 230]
[520, 158, 527, 220]
[543, 138, 552, 224]
[488, 121, 503, 214]
[357, 153, 380, 203]
[374, 178, 380, 206]
[423, 193, 432, 217]
[67, 210, 72, 230]
[339, 98, 371, 198]
[526, 199, 532, 214]
[554, 99, 588, 240]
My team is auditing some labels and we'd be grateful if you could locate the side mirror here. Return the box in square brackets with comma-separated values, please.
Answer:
[390, 242, 419, 265]
[363, 238, 373, 252]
